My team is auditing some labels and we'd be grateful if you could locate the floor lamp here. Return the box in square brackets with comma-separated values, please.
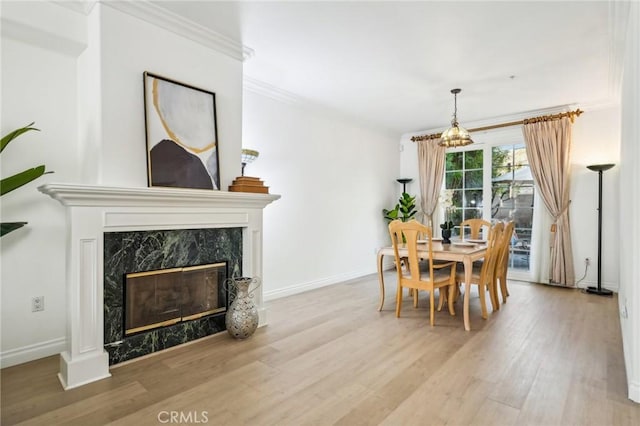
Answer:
[586, 163, 614, 296]
[396, 178, 413, 194]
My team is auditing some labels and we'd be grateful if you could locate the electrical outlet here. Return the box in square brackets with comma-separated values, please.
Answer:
[621, 305, 628, 319]
[585, 257, 591, 266]
[32, 296, 44, 312]
[622, 297, 629, 319]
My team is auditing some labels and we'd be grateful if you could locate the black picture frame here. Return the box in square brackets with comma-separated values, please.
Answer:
[143, 72, 220, 190]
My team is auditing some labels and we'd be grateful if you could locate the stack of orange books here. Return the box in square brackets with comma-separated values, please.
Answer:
[228, 176, 269, 194]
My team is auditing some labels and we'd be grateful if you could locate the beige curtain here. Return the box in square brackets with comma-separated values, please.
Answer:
[417, 139, 446, 227]
[522, 117, 575, 286]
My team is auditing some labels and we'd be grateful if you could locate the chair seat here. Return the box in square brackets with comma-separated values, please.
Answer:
[455, 262, 482, 282]
[403, 266, 455, 283]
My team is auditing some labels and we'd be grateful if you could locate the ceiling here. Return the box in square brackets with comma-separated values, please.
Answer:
[155, 1, 617, 136]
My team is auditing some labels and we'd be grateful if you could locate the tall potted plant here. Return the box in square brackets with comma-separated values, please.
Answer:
[383, 192, 417, 223]
[1, 122, 52, 237]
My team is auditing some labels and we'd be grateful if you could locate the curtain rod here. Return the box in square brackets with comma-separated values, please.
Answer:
[410, 108, 584, 142]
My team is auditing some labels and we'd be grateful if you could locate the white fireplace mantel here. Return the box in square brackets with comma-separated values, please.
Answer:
[38, 183, 280, 390]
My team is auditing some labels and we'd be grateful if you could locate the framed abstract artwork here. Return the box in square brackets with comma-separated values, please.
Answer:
[143, 72, 220, 190]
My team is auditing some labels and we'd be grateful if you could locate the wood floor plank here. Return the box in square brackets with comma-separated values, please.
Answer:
[14, 382, 147, 426]
[472, 397, 521, 426]
[1, 273, 639, 425]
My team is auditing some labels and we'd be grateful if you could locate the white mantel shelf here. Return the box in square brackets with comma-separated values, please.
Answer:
[38, 183, 281, 208]
[38, 182, 279, 390]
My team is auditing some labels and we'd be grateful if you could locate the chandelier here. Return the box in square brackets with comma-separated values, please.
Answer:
[439, 88, 474, 148]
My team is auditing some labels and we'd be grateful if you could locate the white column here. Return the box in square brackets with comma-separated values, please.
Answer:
[59, 208, 110, 389]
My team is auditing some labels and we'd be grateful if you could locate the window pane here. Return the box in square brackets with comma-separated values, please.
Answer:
[464, 170, 483, 189]
[449, 208, 463, 224]
[445, 171, 463, 189]
[493, 166, 510, 178]
[492, 146, 512, 172]
[514, 188, 534, 208]
[464, 208, 482, 220]
[464, 189, 483, 208]
[491, 183, 511, 216]
[513, 146, 527, 167]
[451, 190, 463, 208]
[465, 150, 483, 169]
[446, 152, 463, 170]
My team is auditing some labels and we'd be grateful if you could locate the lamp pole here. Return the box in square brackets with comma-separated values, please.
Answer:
[396, 178, 413, 194]
[585, 163, 614, 296]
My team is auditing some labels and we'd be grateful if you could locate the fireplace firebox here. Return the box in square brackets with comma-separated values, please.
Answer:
[125, 262, 227, 335]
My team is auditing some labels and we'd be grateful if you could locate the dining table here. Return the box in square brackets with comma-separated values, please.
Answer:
[376, 239, 488, 331]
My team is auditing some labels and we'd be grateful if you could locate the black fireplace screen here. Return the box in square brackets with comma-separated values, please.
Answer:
[125, 262, 227, 335]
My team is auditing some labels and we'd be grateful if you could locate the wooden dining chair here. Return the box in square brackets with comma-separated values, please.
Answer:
[459, 218, 491, 240]
[455, 222, 504, 319]
[494, 220, 515, 305]
[389, 219, 457, 326]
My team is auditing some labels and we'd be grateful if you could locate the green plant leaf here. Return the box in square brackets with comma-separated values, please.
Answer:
[396, 192, 417, 221]
[383, 205, 400, 221]
[0, 123, 51, 239]
[0, 166, 48, 196]
[0, 122, 38, 153]
[1, 222, 28, 237]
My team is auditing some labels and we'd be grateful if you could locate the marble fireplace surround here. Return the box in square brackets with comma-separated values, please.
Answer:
[39, 183, 280, 390]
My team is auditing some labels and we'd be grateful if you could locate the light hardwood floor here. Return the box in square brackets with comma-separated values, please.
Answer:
[2, 273, 639, 425]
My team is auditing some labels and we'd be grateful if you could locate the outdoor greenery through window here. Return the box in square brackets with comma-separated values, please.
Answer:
[445, 149, 483, 228]
[444, 143, 533, 272]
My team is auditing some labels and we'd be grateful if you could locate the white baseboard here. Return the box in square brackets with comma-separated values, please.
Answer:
[629, 380, 640, 403]
[0, 337, 66, 368]
[263, 268, 379, 301]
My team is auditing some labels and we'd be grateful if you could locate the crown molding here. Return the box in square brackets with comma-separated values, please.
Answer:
[574, 97, 620, 113]
[243, 75, 398, 137]
[1, 1, 88, 57]
[102, 0, 253, 61]
[53, 0, 97, 15]
[243, 76, 304, 105]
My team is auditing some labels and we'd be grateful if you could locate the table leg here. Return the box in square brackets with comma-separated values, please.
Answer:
[463, 257, 472, 331]
[377, 251, 385, 311]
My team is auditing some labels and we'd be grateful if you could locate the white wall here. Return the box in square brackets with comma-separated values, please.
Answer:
[0, 1, 244, 367]
[1, 1, 84, 367]
[242, 89, 400, 299]
[399, 106, 621, 290]
[618, 1, 640, 403]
